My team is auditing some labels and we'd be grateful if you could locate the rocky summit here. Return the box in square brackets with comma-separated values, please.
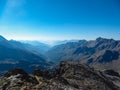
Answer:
[0, 61, 120, 90]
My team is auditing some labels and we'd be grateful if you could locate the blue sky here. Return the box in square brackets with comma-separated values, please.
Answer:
[0, 0, 120, 40]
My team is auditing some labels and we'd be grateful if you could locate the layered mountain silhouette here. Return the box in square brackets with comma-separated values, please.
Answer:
[0, 35, 51, 74]
[1, 35, 120, 74]
[46, 37, 120, 72]
[1, 35, 120, 89]
[0, 35, 46, 62]
[20, 40, 51, 54]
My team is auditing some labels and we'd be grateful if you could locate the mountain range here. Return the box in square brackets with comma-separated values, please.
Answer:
[1, 35, 120, 89]
[0, 35, 52, 74]
[20, 40, 51, 54]
[0, 35, 120, 74]
[46, 37, 120, 72]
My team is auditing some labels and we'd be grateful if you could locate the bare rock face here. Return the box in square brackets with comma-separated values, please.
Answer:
[0, 68, 39, 90]
[4, 68, 38, 84]
[0, 62, 120, 90]
[4, 68, 28, 78]
[43, 61, 119, 90]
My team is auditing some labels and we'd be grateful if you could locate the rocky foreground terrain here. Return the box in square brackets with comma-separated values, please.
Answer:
[0, 61, 120, 90]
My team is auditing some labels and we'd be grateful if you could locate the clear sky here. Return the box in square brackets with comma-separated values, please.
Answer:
[0, 0, 120, 40]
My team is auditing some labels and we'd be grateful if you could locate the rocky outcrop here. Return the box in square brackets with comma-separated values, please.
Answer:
[33, 69, 52, 79]
[4, 68, 28, 78]
[0, 62, 120, 90]
[103, 69, 120, 77]
[47, 61, 120, 90]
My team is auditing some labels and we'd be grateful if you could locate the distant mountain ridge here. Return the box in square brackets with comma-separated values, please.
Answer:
[20, 40, 51, 54]
[0, 37, 45, 62]
[0, 35, 51, 74]
[46, 37, 120, 72]
[1, 35, 120, 74]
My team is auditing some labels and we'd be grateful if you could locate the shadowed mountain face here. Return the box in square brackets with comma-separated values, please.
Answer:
[0, 36, 46, 62]
[0, 36, 51, 74]
[46, 37, 120, 72]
